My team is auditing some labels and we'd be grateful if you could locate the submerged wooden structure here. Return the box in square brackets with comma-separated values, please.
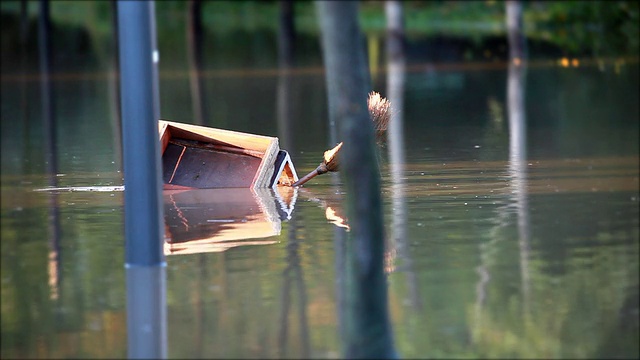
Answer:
[157, 120, 300, 255]
[158, 120, 298, 190]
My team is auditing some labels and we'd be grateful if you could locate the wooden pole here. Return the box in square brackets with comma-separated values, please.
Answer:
[316, 1, 396, 358]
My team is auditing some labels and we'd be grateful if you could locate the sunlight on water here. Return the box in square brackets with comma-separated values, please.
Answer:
[33, 185, 125, 192]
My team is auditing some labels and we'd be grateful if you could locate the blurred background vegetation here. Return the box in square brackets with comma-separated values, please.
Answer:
[1, 0, 638, 71]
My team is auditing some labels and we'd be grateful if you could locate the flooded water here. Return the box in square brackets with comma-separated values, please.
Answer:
[1, 11, 639, 360]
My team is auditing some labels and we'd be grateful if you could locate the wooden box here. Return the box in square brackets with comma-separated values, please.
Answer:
[158, 120, 298, 189]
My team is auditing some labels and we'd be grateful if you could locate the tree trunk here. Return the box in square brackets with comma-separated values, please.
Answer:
[316, 1, 396, 358]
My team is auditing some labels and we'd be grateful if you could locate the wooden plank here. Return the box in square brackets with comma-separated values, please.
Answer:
[158, 121, 171, 154]
[169, 138, 264, 158]
[158, 120, 275, 152]
[252, 139, 279, 188]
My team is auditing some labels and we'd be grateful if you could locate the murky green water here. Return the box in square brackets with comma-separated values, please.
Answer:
[1, 13, 639, 360]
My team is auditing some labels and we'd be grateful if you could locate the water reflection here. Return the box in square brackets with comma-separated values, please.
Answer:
[508, 64, 532, 314]
[385, 0, 421, 311]
[2, 7, 639, 356]
[505, 0, 532, 314]
[39, 0, 62, 302]
[45, 177, 62, 302]
[277, 216, 311, 358]
[472, 0, 533, 351]
[163, 187, 297, 255]
[126, 265, 168, 359]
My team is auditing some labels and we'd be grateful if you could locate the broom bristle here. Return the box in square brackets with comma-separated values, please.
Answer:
[291, 92, 391, 187]
[367, 92, 391, 144]
[323, 142, 343, 172]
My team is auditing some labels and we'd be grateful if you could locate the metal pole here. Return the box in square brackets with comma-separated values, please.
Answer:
[118, 1, 167, 357]
[118, 0, 164, 267]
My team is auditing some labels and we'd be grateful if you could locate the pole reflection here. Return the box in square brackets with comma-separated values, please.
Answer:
[472, 0, 531, 342]
[506, 0, 531, 316]
[385, 0, 421, 312]
[277, 218, 311, 358]
[39, 0, 62, 303]
[125, 265, 168, 359]
[275, 5, 310, 354]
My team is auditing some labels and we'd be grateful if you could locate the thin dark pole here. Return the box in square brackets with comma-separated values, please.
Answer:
[278, 0, 295, 69]
[109, 0, 123, 168]
[277, 0, 296, 152]
[117, 0, 163, 267]
[39, 0, 56, 177]
[186, 0, 206, 125]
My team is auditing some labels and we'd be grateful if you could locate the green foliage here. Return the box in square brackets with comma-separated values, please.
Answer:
[528, 0, 640, 56]
[1, 0, 637, 59]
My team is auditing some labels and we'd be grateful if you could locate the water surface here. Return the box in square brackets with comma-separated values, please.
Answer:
[1, 25, 639, 359]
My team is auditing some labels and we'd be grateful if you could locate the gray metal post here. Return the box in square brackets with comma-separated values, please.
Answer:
[118, 1, 167, 357]
[117, 0, 164, 266]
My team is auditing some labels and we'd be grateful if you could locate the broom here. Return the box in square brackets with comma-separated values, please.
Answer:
[291, 92, 391, 187]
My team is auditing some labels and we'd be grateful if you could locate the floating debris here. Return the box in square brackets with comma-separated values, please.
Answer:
[292, 91, 391, 187]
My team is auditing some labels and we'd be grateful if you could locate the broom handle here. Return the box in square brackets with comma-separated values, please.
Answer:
[292, 163, 328, 187]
